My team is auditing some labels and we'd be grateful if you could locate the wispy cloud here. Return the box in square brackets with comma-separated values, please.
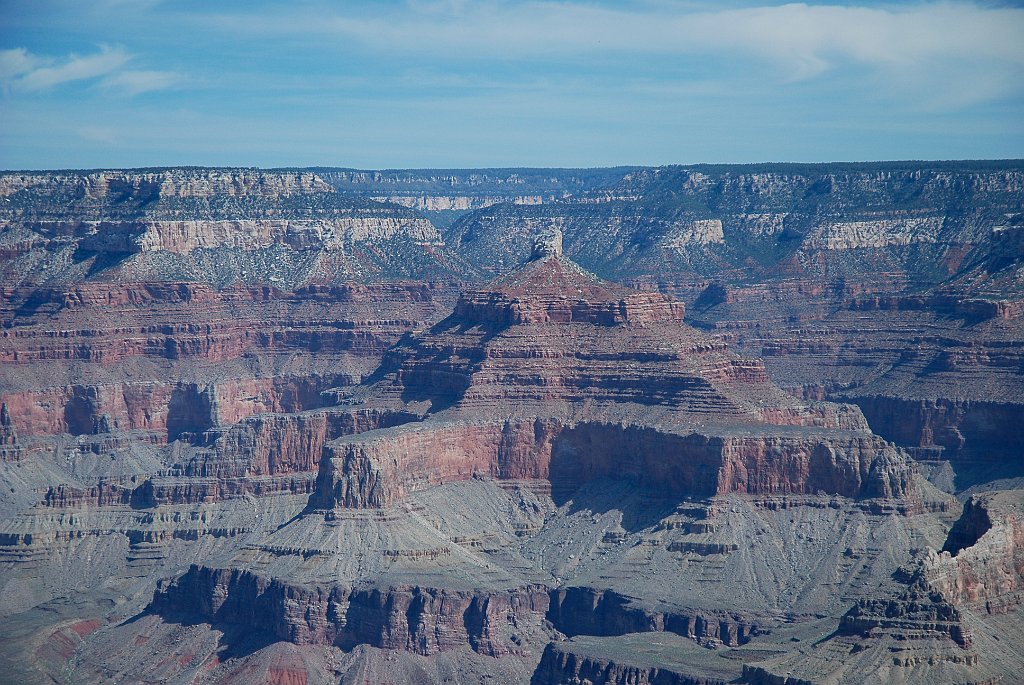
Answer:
[0, 47, 44, 81]
[13, 45, 129, 91]
[99, 69, 181, 95]
[0, 45, 179, 95]
[1, 1, 1021, 168]
[207, 1, 1024, 106]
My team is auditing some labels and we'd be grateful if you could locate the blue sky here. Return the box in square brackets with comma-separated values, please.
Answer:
[2, 1, 1023, 169]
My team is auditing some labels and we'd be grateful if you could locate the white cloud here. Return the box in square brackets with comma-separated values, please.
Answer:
[17, 45, 130, 91]
[100, 69, 181, 95]
[0, 48, 45, 81]
[210, 1, 1024, 106]
[0, 45, 179, 96]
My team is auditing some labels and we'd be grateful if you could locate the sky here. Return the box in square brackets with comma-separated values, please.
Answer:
[1, 0, 1023, 169]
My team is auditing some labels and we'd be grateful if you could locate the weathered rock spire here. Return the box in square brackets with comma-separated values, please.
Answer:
[530, 228, 563, 260]
[0, 402, 16, 445]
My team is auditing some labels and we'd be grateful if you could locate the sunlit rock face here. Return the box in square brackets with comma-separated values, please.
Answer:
[1, 163, 1023, 685]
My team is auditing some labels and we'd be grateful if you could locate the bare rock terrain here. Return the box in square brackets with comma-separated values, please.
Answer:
[1, 163, 1022, 684]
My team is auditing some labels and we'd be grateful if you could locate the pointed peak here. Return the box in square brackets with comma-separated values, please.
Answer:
[452, 227, 685, 326]
[491, 237, 626, 300]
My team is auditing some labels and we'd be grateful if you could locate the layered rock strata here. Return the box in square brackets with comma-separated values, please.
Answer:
[745, 491, 1024, 684]
[130, 232, 930, 685]
[306, 235, 915, 516]
[3, 163, 1022, 684]
[533, 637, 735, 685]
[152, 565, 549, 657]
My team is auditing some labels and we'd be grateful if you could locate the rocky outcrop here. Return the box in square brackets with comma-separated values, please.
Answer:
[840, 573, 972, 648]
[454, 283, 685, 327]
[546, 587, 759, 647]
[928, 492, 1024, 611]
[309, 420, 554, 509]
[736, 492, 1021, 684]
[0, 402, 17, 455]
[150, 565, 549, 657]
[310, 420, 912, 510]
[309, 238, 915, 511]
[835, 493, 1024, 655]
[848, 395, 1024, 461]
[532, 641, 728, 685]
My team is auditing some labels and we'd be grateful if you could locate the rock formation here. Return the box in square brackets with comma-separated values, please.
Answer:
[0, 163, 1021, 684]
[109, 230, 932, 682]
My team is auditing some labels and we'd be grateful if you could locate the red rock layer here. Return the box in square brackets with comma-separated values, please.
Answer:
[2, 377, 347, 439]
[454, 256, 684, 326]
[1, 282, 439, 366]
[180, 406, 419, 479]
[1, 281, 448, 438]
[360, 252, 886, 446]
[310, 420, 912, 510]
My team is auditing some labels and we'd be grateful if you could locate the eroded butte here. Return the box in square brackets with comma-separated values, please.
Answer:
[1, 165, 1022, 685]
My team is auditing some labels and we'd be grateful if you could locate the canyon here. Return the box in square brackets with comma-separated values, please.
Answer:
[0, 163, 1021, 684]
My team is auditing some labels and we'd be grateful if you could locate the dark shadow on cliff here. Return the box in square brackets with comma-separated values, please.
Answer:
[214, 622, 280, 661]
[557, 478, 683, 533]
[12, 287, 59, 318]
[70, 246, 135, 279]
[548, 425, 719, 523]
[125, 608, 280, 660]
[352, 310, 510, 415]
[950, 459, 1024, 497]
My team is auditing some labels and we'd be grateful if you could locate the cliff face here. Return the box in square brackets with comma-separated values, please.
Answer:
[928, 492, 1024, 611]
[0, 280, 447, 442]
[3, 163, 1023, 685]
[0, 167, 459, 289]
[32, 217, 440, 255]
[546, 587, 759, 647]
[448, 162, 1024, 283]
[532, 640, 730, 685]
[847, 396, 1024, 463]
[152, 565, 549, 657]
[311, 420, 911, 511]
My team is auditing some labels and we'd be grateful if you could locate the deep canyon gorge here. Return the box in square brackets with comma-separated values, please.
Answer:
[0, 162, 1022, 684]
